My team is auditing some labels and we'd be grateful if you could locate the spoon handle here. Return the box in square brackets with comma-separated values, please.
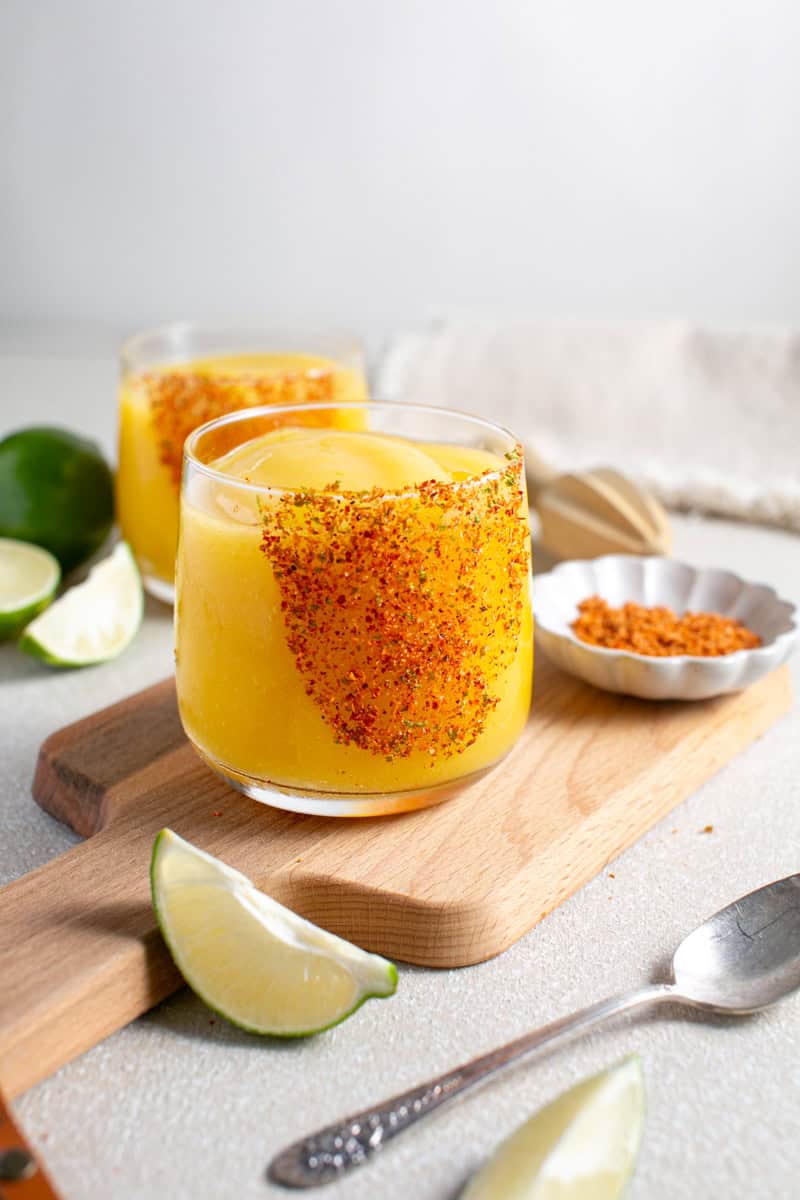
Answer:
[268, 982, 677, 1189]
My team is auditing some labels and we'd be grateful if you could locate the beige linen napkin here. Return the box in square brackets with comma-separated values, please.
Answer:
[376, 321, 800, 533]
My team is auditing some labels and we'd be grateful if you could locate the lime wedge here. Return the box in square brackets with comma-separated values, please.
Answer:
[462, 1055, 645, 1200]
[20, 542, 143, 667]
[150, 829, 398, 1036]
[0, 538, 61, 640]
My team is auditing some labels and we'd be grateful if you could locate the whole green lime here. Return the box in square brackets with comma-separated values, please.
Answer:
[0, 427, 115, 571]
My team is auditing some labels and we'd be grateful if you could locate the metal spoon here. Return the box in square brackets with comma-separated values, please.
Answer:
[269, 872, 800, 1189]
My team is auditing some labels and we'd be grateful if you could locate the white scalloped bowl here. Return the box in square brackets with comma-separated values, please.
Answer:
[533, 555, 798, 700]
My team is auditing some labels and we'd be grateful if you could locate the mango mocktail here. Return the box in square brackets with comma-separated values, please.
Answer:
[176, 424, 533, 813]
[117, 353, 367, 592]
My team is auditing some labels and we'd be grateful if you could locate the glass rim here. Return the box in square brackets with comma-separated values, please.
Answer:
[120, 320, 364, 369]
[183, 399, 522, 499]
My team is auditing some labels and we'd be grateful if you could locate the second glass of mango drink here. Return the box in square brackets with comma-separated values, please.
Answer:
[117, 324, 366, 602]
[176, 403, 533, 816]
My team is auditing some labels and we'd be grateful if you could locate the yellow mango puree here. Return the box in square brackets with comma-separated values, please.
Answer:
[117, 353, 366, 586]
[176, 428, 533, 797]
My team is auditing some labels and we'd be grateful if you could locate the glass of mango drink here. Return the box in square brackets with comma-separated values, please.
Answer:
[176, 402, 534, 817]
[117, 323, 367, 602]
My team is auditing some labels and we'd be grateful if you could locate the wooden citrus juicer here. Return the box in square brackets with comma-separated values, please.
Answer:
[524, 444, 672, 560]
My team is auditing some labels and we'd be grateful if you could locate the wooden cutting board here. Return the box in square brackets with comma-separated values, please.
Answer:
[0, 660, 791, 1098]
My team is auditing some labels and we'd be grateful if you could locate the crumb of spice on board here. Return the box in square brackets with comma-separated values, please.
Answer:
[570, 596, 761, 657]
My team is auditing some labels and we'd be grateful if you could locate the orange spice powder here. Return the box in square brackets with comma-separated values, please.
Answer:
[571, 596, 761, 657]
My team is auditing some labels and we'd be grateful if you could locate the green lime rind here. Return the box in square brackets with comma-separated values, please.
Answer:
[19, 542, 143, 668]
[19, 629, 84, 668]
[166, 955, 398, 1042]
[0, 426, 114, 571]
[0, 538, 61, 640]
[150, 828, 398, 1038]
[1, 593, 52, 641]
[18, 622, 142, 668]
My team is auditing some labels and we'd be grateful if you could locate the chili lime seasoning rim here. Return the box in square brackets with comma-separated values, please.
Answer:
[257, 442, 529, 761]
[183, 400, 523, 500]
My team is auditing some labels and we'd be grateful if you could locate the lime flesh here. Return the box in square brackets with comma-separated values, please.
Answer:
[0, 538, 61, 639]
[20, 542, 143, 667]
[462, 1056, 646, 1199]
[150, 829, 397, 1036]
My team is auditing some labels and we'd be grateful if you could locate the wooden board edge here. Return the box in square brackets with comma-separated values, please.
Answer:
[0, 930, 181, 1100]
[32, 679, 178, 836]
[286, 667, 793, 967]
[32, 746, 105, 838]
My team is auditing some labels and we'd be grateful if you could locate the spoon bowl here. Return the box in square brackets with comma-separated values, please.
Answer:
[671, 874, 800, 1013]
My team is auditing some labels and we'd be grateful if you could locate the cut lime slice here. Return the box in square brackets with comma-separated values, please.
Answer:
[0, 538, 61, 640]
[463, 1055, 645, 1200]
[20, 542, 143, 667]
[150, 829, 398, 1036]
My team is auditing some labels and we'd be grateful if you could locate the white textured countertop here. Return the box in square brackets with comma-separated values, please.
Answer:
[2, 350, 799, 1200]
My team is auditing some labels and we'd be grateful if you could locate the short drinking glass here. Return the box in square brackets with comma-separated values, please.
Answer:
[117, 323, 366, 603]
[176, 402, 533, 816]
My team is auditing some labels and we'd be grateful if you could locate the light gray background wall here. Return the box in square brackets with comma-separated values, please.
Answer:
[2, 0, 799, 346]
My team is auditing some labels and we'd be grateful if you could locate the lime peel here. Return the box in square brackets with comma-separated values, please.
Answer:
[0, 425, 114, 570]
[462, 1055, 645, 1199]
[150, 829, 397, 1037]
[0, 538, 61, 639]
[20, 541, 143, 667]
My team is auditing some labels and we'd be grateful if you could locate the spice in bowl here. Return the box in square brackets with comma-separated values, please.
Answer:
[571, 596, 761, 658]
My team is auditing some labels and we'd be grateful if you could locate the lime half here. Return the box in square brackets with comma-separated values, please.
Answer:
[463, 1055, 645, 1200]
[20, 542, 143, 667]
[0, 538, 61, 640]
[150, 829, 398, 1036]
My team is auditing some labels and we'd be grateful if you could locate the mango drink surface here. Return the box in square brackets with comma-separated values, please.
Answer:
[117, 353, 367, 586]
[176, 427, 533, 796]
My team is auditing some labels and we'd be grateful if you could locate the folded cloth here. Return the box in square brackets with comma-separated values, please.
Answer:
[376, 321, 800, 533]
